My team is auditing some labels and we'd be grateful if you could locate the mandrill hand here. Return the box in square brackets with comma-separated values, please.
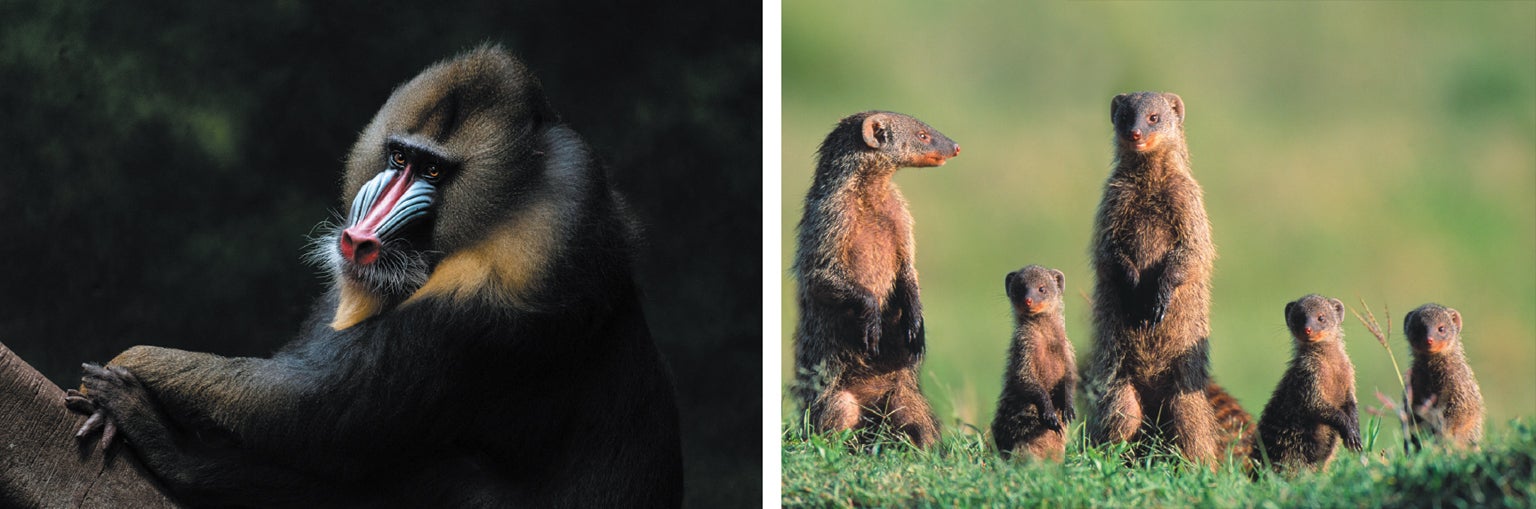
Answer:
[65, 363, 145, 450]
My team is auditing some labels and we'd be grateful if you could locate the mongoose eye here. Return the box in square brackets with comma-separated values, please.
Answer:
[1148, 114, 1159, 124]
[1437, 325, 1446, 334]
[1038, 286, 1047, 294]
[1317, 314, 1326, 324]
[918, 131, 931, 143]
[390, 151, 407, 167]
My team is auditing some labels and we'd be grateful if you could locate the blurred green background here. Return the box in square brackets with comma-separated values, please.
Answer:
[782, 2, 1534, 431]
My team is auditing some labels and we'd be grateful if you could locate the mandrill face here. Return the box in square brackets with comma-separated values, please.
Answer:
[333, 139, 448, 295]
[313, 47, 555, 301]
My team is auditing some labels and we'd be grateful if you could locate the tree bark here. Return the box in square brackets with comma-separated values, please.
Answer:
[0, 342, 181, 508]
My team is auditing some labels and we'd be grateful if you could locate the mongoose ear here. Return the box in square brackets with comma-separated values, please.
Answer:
[1403, 308, 1419, 334]
[1330, 298, 1346, 321]
[861, 114, 889, 149]
[1110, 94, 1129, 124]
[1448, 308, 1462, 331]
[1285, 301, 1296, 322]
[1051, 269, 1065, 292]
[1164, 93, 1185, 125]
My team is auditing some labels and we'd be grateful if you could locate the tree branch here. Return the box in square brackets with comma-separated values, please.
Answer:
[0, 342, 181, 508]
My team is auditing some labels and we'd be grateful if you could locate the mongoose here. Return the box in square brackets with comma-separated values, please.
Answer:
[1404, 303, 1484, 449]
[992, 265, 1076, 461]
[1252, 294, 1362, 472]
[1084, 91, 1223, 463]
[1206, 381, 1255, 461]
[792, 110, 960, 447]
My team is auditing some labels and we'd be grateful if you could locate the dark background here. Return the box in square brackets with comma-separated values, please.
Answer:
[0, 1, 760, 506]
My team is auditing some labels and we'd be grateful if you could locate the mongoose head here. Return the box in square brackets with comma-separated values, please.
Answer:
[1284, 294, 1346, 343]
[1405, 303, 1463, 355]
[1005, 265, 1065, 319]
[1110, 92, 1185, 153]
[839, 110, 960, 169]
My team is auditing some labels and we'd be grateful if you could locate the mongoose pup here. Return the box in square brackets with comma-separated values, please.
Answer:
[792, 111, 960, 447]
[1084, 91, 1224, 463]
[1252, 294, 1362, 472]
[1404, 303, 1484, 448]
[992, 265, 1076, 461]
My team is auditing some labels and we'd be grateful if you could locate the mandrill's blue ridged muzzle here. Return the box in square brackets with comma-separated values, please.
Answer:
[340, 169, 436, 265]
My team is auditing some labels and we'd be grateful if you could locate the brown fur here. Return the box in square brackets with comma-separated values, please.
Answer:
[792, 111, 960, 448]
[1252, 294, 1361, 472]
[992, 265, 1076, 461]
[1084, 91, 1222, 464]
[1404, 303, 1484, 449]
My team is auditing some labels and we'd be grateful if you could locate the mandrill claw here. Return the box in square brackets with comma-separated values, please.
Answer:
[71, 363, 136, 450]
[67, 392, 122, 450]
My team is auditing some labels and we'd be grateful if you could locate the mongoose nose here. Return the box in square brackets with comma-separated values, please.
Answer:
[1130, 130, 1143, 141]
[952, 144, 961, 157]
[1304, 327, 1313, 336]
[1023, 298, 1034, 307]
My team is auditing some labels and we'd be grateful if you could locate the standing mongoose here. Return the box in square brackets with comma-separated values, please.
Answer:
[792, 110, 960, 448]
[1404, 303, 1484, 449]
[1084, 91, 1224, 463]
[992, 265, 1077, 461]
[1252, 294, 1363, 472]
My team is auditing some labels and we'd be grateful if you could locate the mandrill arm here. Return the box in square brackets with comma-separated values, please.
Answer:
[69, 321, 450, 503]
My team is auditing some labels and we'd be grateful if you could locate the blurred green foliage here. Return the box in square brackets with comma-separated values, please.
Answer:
[0, 1, 759, 505]
[782, 1, 1535, 431]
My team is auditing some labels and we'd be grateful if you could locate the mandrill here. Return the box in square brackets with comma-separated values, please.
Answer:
[67, 46, 683, 508]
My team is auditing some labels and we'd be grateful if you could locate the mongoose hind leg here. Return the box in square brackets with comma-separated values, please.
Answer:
[1167, 388, 1220, 465]
[809, 389, 862, 434]
[885, 378, 939, 448]
[1090, 381, 1143, 445]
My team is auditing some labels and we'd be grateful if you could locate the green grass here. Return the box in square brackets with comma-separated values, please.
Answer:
[782, 418, 1536, 508]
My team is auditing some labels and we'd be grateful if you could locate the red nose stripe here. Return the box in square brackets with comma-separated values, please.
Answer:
[351, 166, 415, 235]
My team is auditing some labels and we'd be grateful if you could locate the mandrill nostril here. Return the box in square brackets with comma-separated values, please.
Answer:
[340, 229, 382, 266]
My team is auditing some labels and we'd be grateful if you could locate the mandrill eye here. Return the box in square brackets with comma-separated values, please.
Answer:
[390, 151, 407, 167]
[424, 164, 442, 180]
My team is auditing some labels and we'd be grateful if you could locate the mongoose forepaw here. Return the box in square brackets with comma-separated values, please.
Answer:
[904, 312, 923, 350]
[1343, 430, 1363, 452]
[1042, 412, 1062, 432]
[861, 315, 882, 357]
